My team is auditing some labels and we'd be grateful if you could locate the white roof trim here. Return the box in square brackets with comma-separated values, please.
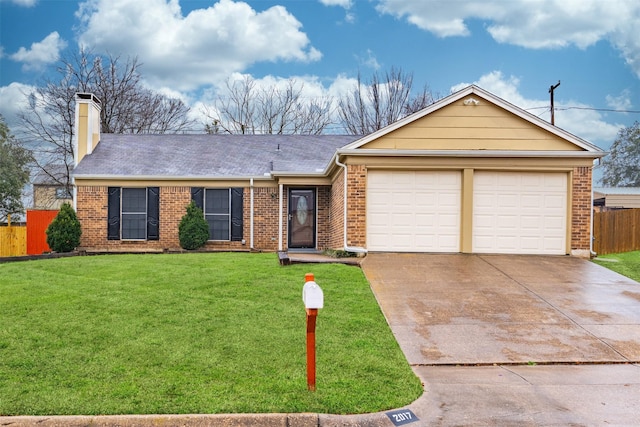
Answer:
[73, 174, 275, 181]
[342, 85, 604, 154]
[336, 149, 606, 158]
[270, 171, 326, 177]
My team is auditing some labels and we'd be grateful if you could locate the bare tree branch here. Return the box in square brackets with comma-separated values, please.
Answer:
[17, 49, 195, 199]
[338, 67, 437, 135]
[204, 76, 333, 135]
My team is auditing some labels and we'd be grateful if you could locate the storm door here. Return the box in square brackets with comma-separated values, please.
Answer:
[288, 189, 316, 249]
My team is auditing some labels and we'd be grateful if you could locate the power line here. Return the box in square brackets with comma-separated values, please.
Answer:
[526, 106, 640, 114]
[558, 106, 640, 114]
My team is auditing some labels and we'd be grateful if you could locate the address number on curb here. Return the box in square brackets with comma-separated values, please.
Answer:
[386, 409, 419, 426]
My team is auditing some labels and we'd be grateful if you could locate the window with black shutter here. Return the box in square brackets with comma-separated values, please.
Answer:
[107, 187, 121, 240]
[107, 187, 160, 241]
[191, 187, 243, 242]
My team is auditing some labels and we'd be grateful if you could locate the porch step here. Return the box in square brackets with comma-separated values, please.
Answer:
[277, 251, 291, 266]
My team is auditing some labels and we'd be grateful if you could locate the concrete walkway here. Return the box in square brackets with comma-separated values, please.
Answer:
[361, 253, 640, 426]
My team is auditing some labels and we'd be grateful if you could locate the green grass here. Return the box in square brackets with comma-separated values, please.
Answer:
[0, 253, 422, 416]
[592, 250, 640, 282]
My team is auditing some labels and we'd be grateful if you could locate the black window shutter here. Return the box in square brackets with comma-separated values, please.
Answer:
[231, 187, 243, 241]
[191, 187, 204, 210]
[107, 187, 121, 240]
[147, 187, 160, 240]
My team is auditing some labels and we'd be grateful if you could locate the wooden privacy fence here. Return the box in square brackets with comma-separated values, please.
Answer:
[593, 209, 640, 255]
[26, 210, 59, 255]
[0, 220, 27, 257]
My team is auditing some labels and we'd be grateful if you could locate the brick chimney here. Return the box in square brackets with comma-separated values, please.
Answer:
[74, 93, 101, 166]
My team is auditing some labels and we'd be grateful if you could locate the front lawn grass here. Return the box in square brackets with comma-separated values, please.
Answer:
[0, 253, 422, 416]
[592, 250, 640, 282]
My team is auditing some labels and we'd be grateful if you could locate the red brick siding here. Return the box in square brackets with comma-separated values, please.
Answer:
[77, 186, 262, 252]
[251, 187, 280, 251]
[328, 168, 345, 249]
[571, 166, 592, 251]
[346, 165, 367, 247]
[316, 186, 331, 250]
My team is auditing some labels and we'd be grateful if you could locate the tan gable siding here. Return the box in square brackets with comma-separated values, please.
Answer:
[363, 98, 582, 151]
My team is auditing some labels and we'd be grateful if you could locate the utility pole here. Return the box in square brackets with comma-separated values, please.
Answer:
[549, 80, 561, 125]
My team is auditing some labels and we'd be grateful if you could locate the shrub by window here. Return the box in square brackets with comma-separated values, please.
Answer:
[46, 202, 82, 252]
[178, 201, 209, 250]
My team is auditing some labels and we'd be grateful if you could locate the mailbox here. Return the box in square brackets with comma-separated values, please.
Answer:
[302, 273, 324, 309]
[302, 273, 322, 391]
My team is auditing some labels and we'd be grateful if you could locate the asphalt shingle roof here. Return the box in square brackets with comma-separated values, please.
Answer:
[73, 134, 361, 178]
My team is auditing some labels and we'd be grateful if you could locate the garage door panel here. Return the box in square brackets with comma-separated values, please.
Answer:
[545, 194, 565, 208]
[367, 171, 461, 252]
[473, 172, 567, 255]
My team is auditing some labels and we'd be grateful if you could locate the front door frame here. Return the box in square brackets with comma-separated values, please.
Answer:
[288, 188, 317, 250]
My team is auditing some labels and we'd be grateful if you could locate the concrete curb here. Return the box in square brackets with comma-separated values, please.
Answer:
[0, 411, 399, 427]
[0, 413, 317, 427]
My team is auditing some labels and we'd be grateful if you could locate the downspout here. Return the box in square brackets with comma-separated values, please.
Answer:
[590, 179, 597, 258]
[250, 178, 254, 250]
[335, 156, 368, 254]
[278, 183, 283, 251]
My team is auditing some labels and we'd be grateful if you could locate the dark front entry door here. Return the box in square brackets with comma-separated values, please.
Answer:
[289, 189, 316, 249]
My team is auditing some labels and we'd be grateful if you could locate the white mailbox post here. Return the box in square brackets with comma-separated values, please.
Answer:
[303, 273, 323, 391]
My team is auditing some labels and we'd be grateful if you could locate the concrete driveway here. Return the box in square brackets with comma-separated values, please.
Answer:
[362, 253, 640, 365]
[362, 254, 640, 426]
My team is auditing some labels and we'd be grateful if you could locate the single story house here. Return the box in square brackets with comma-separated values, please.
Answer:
[593, 187, 640, 211]
[72, 86, 605, 256]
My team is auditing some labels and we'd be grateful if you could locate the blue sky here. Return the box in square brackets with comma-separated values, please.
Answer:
[1, 0, 640, 169]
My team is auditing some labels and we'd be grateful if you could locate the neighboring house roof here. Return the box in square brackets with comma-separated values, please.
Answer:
[73, 134, 361, 179]
[33, 165, 70, 185]
[593, 187, 640, 209]
[594, 187, 640, 196]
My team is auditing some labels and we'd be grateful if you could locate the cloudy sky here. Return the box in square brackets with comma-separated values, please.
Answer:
[1, 0, 640, 172]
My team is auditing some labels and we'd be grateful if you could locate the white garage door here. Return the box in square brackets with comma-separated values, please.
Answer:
[367, 171, 461, 252]
[473, 171, 567, 255]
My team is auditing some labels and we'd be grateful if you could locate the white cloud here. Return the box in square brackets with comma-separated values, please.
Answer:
[356, 49, 380, 70]
[0, 0, 38, 6]
[606, 90, 633, 111]
[76, 0, 321, 91]
[375, 0, 640, 77]
[10, 32, 67, 71]
[319, 0, 352, 7]
[452, 71, 622, 148]
[0, 82, 35, 132]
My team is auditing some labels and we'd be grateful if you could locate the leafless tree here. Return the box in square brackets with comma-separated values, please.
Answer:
[204, 76, 333, 135]
[338, 67, 437, 135]
[18, 49, 195, 198]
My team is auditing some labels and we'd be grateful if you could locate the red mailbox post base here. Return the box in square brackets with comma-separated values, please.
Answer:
[306, 308, 318, 391]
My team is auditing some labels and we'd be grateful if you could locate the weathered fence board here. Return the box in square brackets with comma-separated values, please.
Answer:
[593, 209, 640, 255]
